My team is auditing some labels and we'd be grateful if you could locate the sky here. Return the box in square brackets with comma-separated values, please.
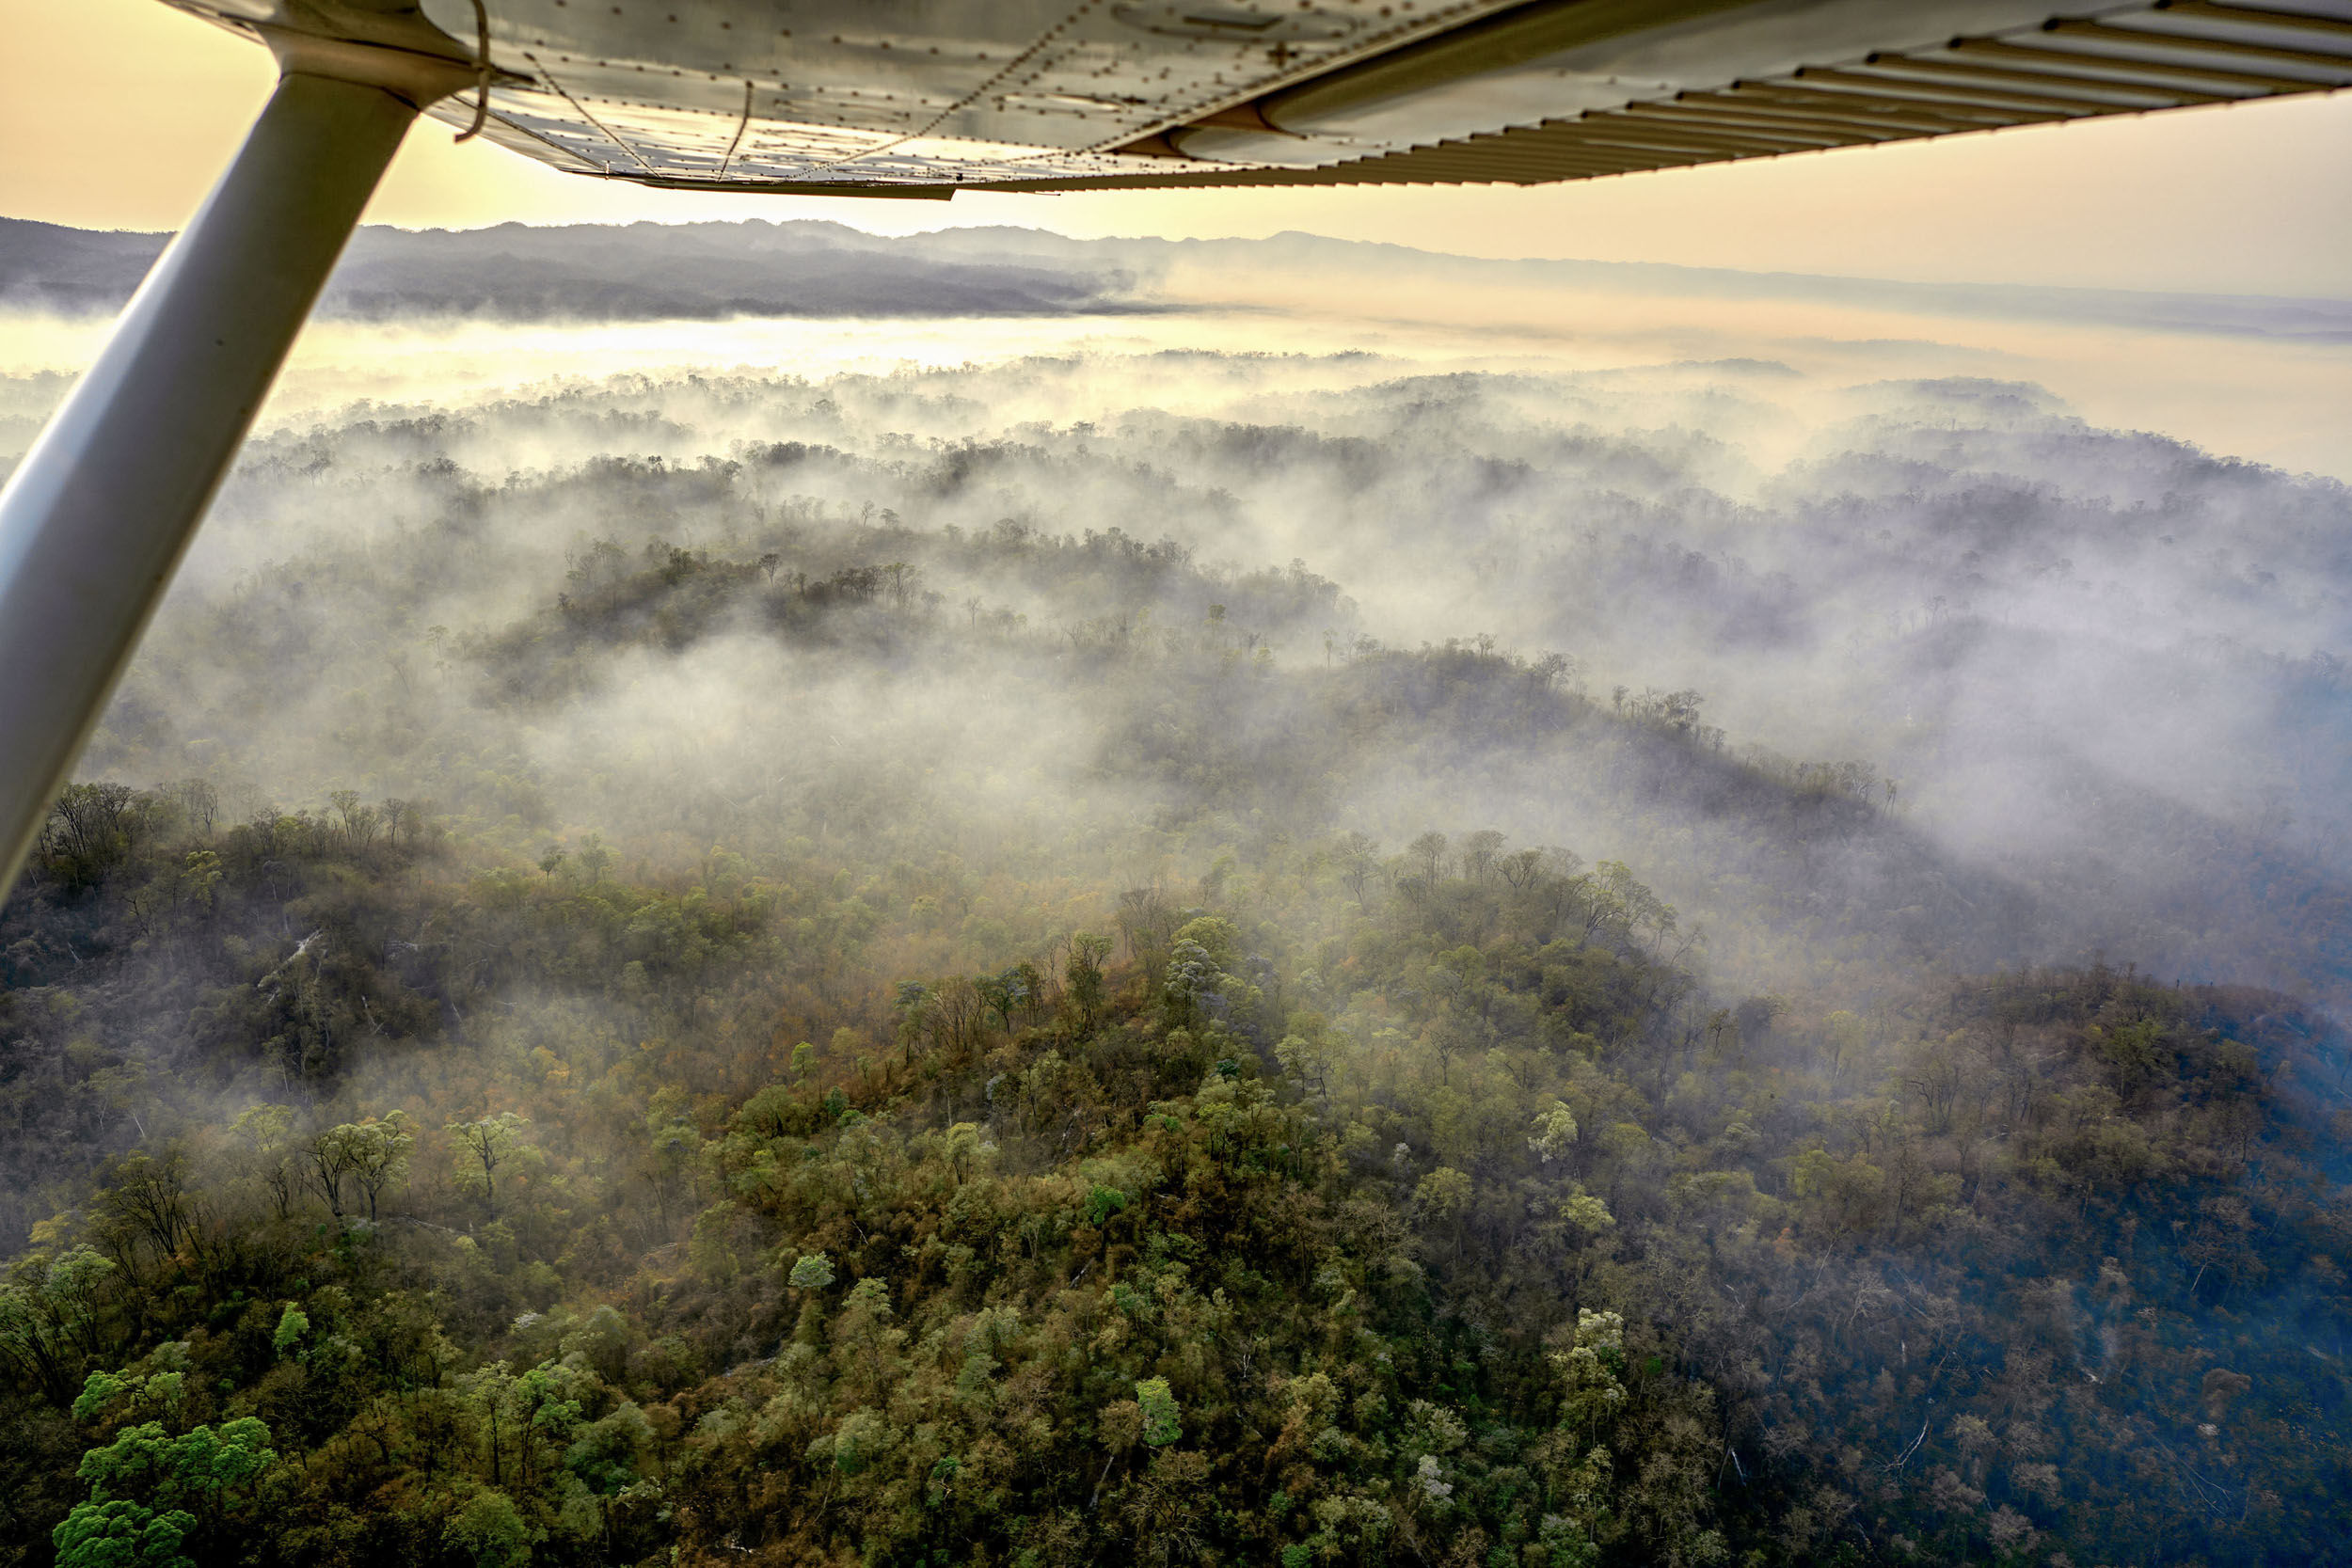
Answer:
[5, 0, 2351, 297]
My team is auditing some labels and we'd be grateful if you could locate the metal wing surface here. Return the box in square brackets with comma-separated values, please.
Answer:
[144, 0, 2352, 194]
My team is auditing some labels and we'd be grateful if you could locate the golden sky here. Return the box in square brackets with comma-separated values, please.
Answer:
[5, 0, 2350, 295]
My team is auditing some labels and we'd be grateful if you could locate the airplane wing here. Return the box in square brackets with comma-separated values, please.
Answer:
[164, 0, 2352, 196]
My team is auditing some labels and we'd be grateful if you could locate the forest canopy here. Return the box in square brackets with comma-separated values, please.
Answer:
[1, 342, 2347, 1568]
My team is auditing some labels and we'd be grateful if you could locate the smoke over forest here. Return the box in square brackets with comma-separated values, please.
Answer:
[1, 223, 2347, 1568]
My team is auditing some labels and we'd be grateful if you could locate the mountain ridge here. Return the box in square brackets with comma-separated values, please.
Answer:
[6, 215, 2351, 340]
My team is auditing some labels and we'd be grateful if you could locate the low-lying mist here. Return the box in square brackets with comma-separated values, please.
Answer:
[2, 223, 2347, 1568]
[13, 318, 2344, 1008]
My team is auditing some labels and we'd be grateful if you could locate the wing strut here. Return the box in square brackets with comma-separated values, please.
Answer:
[0, 71, 424, 892]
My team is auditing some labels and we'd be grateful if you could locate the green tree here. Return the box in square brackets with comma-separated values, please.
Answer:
[443, 1489, 532, 1568]
[51, 1500, 197, 1568]
[0, 1247, 119, 1403]
[319, 1112, 414, 1223]
[1135, 1377, 1181, 1448]
[447, 1112, 532, 1210]
[1551, 1309, 1627, 1442]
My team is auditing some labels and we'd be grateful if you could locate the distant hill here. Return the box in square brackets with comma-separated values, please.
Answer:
[6, 215, 2352, 339]
[0, 216, 1153, 321]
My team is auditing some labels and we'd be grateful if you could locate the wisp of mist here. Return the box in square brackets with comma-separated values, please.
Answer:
[5, 230, 2344, 1011]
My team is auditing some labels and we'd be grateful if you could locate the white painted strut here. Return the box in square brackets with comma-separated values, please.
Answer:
[0, 71, 421, 893]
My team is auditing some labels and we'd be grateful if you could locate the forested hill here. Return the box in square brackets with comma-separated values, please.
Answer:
[71, 372, 2352, 1014]
[2, 770, 2346, 1568]
[0, 219, 1149, 321]
[2, 348, 2349, 1567]
[9, 216, 2352, 340]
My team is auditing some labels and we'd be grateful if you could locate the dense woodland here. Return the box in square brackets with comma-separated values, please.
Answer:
[2, 353, 2348, 1566]
[4, 775, 2346, 1568]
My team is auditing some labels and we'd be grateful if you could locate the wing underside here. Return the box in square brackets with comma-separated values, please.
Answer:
[164, 0, 2352, 195]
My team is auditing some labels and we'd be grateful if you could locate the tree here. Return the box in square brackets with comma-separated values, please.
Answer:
[51, 1500, 196, 1568]
[0, 1247, 120, 1403]
[1460, 830, 1507, 883]
[1163, 939, 1223, 1033]
[1335, 832, 1380, 910]
[1528, 1101, 1579, 1164]
[1414, 1166, 1475, 1263]
[832, 1277, 904, 1401]
[40, 782, 145, 888]
[1065, 932, 1113, 1035]
[327, 790, 380, 854]
[443, 1489, 532, 1568]
[66, 1417, 278, 1561]
[1124, 1448, 1212, 1566]
[319, 1112, 414, 1223]
[230, 1105, 298, 1221]
[1550, 1309, 1628, 1440]
[977, 966, 1032, 1037]
[1162, 917, 1242, 1034]
[95, 1153, 195, 1273]
[1135, 1378, 1182, 1448]
[1274, 1035, 1331, 1108]
[447, 1113, 531, 1210]
[1407, 832, 1449, 883]
[167, 777, 218, 836]
[304, 1126, 361, 1221]
[577, 834, 613, 882]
